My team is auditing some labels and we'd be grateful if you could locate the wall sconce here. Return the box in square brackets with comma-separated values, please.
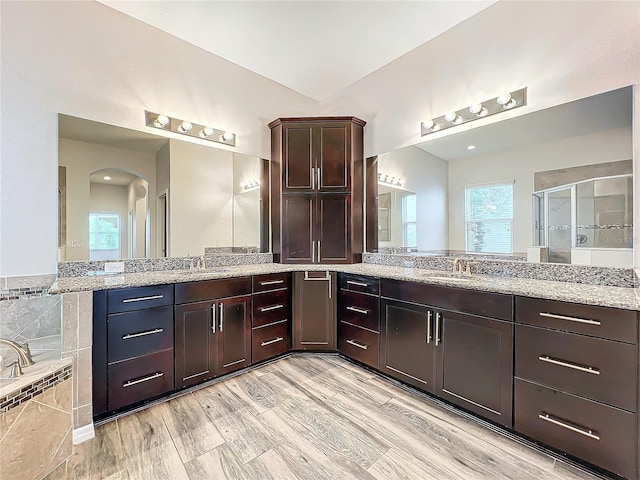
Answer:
[241, 179, 261, 191]
[145, 111, 236, 147]
[378, 173, 402, 188]
[420, 87, 527, 137]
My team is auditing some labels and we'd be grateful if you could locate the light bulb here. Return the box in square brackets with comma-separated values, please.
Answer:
[469, 103, 483, 114]
[154, 114, 170, 128]
[421, 119, 434, 130]
[103, 176, 112, 181]
[503, 98, 517, 109]
[444, 112, 457, 122]
[467, 145, 476, 150]
[222, 132, 234, 142]
[199, 127, 214, 138]
[178, 121, 193, 133]
[497, 93, 512, 105]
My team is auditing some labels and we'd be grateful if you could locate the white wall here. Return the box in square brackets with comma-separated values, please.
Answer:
[232, 153, 262, 248]
[89, 183, 129, 259]
[169, 140, 233, 256]
[378, 146, 448, 251]
[448, 126, 633, 253]
[320, 1, 640, 158]
[155, 142, 171, 256]
[58, 138, 157, 261]
[0, 0, 317, 276]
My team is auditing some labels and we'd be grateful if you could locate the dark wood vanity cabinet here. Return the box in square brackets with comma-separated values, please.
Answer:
[514, 296, 639, 479]
[252, 273, 291, 363]
[174, 278, 251, 389]
[293, 271, 336, 350]
[270, 117, 365, 264]
[379, 279, 514, 427]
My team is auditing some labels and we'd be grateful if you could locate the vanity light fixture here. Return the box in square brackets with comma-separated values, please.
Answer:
[378, 173, 402, 188]
[420, 87, 527, 137]
[241, 179, 261, 191]
[145, 111, 236, 147]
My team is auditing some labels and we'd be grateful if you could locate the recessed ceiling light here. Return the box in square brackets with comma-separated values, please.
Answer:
[103, 176, 112, 180]
[467, 145, 476, 150]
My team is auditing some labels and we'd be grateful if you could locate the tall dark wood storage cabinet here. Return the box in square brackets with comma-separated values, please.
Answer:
[269, 117, 365, 264]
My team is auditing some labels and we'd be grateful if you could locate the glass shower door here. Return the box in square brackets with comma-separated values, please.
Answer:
[547, 187, 573, 263]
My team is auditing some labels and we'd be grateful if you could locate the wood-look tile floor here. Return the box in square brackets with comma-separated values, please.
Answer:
[47, 354, 612, 480]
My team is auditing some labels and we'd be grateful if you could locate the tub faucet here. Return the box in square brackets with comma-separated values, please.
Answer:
[0, 338, 35, 368]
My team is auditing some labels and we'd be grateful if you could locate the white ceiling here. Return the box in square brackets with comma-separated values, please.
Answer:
[417, 86, 633, 161]
[97, 0, 497, 101]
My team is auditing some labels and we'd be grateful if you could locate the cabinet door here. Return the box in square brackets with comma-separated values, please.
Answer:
[283, 124, 314, 192]
[175, 301, 217, 389]
[380, 299, 435, 393]
[293, 272, 336, 350]
[217, 295, 251, 376]
[435, 310, 513, 427]
[316, 123, 350, 192]
[282, 195, 315, 263]
[317, 194, 351, 263]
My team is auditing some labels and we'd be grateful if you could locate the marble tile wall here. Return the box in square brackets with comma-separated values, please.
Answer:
[0, 375, 72, 480]
[61, 291, 93, 431]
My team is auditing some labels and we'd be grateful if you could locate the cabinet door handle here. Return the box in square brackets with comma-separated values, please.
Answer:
[539, 312, 601, 326]
[123, 372, 163, 388]
[312, 241, 316, 262]
[317, 167, 322, 189]
[317, 240, 321, 263]
[261, 337, 284, 347]
[211, 305, 216, 333]
[538, 355, 600, 375]
[311, 167, 315, 190]
[538, 412, 600, 441]
[122, 294, 163, 303]
[260, 280, 284, 286]
[346, 339, 368, 350]
[434, 312, 442, 346]
[122, 328, 164, 340]
[219, 303, 224, 332]
[346, 306, 368, 315]
[426, 311, 432, 344]
[346, 280, 368, 287]
[260, 304, 284, 312]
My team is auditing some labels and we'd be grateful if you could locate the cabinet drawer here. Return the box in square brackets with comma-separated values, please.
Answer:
[516, 297, 637, 344]
[252, 320, 290, 364]
[253, 273, 290, 293]
[108, 350, 174, 411]
[514, 378, 637, 479]
[253, 289, 289, 328]
[338, 290, 380, 332]
[515, 324, 637, 411]
[175, 277, 251, 304]
[339, 273, 380, 295]
[338, 322, 379, 369]
[107, 284, 174, 314]
[107, 306, 174, 363]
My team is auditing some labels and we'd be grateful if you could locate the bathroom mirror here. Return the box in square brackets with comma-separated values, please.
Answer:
[58, 115, 267, 261]
[368, 86, 633, 267]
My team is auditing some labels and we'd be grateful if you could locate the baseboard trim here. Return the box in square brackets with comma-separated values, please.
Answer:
[72, 423, 95, 445]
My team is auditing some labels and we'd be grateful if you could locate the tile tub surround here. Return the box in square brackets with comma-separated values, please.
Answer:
[0, 366, 73, 480]
[363, 252, 636, 288]
[57, 253, 273, 278]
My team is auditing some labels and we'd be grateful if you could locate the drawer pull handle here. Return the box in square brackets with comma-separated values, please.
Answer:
[346, 306, 369, 315]
[260, 280, 284, 286]
[539, 312, 601, 326]
[261, 337, 284, 347]
[346, 280, 368, 287]
[122, 295, 164, 303]
[538, 413, 600, 441]
[538, 355, 600, 375]
[123, 372, 164, 388]
[260, 304, 284, 313]
[122, 328, 164, 340]
[346, 339, 368, 350]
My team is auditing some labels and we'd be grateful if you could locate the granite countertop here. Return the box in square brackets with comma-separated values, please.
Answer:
[50, 263, 640, 311]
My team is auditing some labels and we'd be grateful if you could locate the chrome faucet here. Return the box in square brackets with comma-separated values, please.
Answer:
[0, 338, 35, 375]
[452, 258, 464, 275]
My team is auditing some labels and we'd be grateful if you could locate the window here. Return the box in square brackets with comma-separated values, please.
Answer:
[402, 194, 417, 248]
[465, 183, 513, 254]
[89, 213, 120, 261]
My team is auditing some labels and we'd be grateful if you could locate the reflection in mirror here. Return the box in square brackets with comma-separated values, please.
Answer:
[377, 185, 417, 249]
[58, 115, 266, 261]
[369, 86, 633, 267]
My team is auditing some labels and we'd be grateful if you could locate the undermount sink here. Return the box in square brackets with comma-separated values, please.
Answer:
[178, 268, 231, 275]
[421, 273, 475, 282]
